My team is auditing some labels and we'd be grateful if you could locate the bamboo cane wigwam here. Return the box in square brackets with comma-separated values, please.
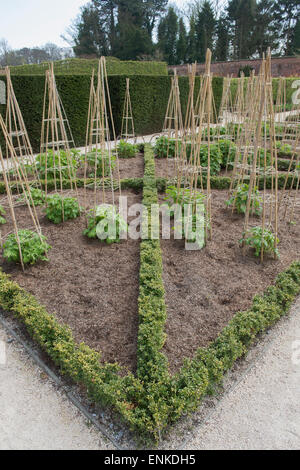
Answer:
[174, 51, 214, 245]
[229, 51, 280, 262]
[121, 78, 135, 142]
[1, 67, 41, 197]
[83, 57, 121, 211]
[0, 131, 45, 272]
[40, 63, 79, 205]
[161, 68, 184, 181]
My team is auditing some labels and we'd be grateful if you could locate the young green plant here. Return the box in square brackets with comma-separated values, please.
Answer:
[45, 194, 81, 224]
[226, 184, 262, 216]
[84, 204, 128, 244]
[3, 230, 51, 265]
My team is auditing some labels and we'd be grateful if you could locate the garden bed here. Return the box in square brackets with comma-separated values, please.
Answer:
[1, 186, 299, 377]
[1, 152, 145, 183]
[159, 190, 300, 373]
[76, 152, 145, 180]
[0, 146, 299, 444]
[0, 188, 142, 373]
[113, 153, 145, 180]
[154, 155, 296, 180]
[155, 157, 177, 179]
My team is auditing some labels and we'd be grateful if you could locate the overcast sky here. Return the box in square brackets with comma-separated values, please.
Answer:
[1, 0, 186, 49]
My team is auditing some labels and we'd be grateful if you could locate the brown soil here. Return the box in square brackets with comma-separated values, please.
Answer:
[114, 154, 144, 180]
[77, 153, 144, 180]
[0, 188, 142, 373]
[155, 157, 291, 181]
[0, 171, 299, 377]
[161, 190, 300, 374]
[155, 157, 233, 180]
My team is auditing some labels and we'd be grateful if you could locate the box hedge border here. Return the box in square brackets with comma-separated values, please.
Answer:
[0, 177, 144, 195]
[156, 173, 300, 193]
[0, 145, 299, 444]
[1, 173, 296, 197]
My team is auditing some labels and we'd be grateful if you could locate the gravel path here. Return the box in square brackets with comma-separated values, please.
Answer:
[0, 297, 299, 450]
[0, 326, 113, 450]
[180, 298, 300, 450]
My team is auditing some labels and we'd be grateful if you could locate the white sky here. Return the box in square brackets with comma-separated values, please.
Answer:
[0, 0, 187, 49]
[1, 0, 93, 49]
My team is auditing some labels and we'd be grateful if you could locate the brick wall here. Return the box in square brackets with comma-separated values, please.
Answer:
[170, 56, 300, 77]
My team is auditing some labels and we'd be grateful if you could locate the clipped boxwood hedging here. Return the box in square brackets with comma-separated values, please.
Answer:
[0, 146, 299, 444]
[137, 145, 168, 386]
[0, 75, 223, 153]
[277, 158, 298, 172]
[156, 173, 300, 193]
[6, 57, 168, 77]
[1, 258, 299, 443]
[0, 177, 144, 195]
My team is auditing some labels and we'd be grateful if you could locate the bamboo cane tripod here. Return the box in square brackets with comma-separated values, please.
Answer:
[239, 51, 280, 262]
[0, 129, 45, 272]
[83, 57, 121, 213]
[121, 78, 135, 142]
[162, 69, 184, 182]
[4, 67, 41, 192]
[40, 63, 79, 213]
[177, 51, 214, 245]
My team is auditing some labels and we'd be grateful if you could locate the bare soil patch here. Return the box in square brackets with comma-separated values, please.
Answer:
[0, 188, 142, 373]
[155, 156, 293, 181]
[77, 153, 144, 180]
[160, 190, 300, 374]
[155, 157, 177, 179]
[113, 154, 144, 180]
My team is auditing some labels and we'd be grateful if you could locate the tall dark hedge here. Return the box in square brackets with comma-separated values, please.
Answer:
[8, 58, 168, 77]
[0, 74, 224, 154]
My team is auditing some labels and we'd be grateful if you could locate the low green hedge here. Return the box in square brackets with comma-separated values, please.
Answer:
[1, 173, 296, 197]
[156, 173, 299, 192]
[0, 269, 150, 432]
[277, 158, 298, 172]
[0, 177, 144, 195]
[137, 145, 168, 385]
[0, 146, 299, 444]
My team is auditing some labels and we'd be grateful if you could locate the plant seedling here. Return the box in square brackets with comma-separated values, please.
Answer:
[36, 149, 79, 180]
[226, 184, 262, 216]
[84, 204, 128, 244]
[17, 188, 46, 207]
[241, 226, 279, 258]
[85, 149, 116, 177]
[3, 229, 51, 265]
[45, 194, 81, 224]
[117, 140, 138, 158]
